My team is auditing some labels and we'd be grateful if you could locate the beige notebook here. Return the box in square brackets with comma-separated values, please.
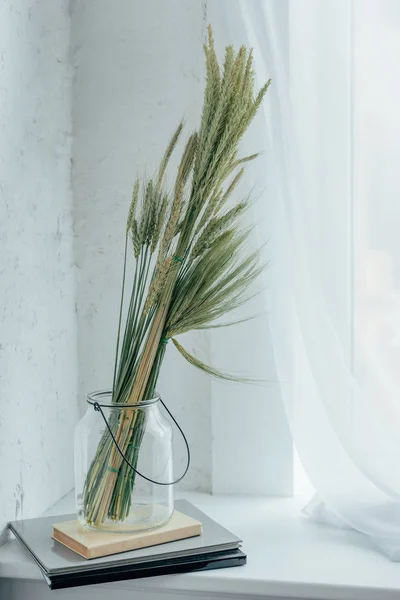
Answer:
[52, 511, 202, 559]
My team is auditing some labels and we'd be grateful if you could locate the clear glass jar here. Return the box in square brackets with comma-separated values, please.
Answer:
[74, 390, 173, 533]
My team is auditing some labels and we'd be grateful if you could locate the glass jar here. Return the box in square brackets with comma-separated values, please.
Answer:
[74, 390, 173, 533]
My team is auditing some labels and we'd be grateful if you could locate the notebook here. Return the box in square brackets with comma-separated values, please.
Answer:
[52, 510, 202, 559]
[8, 499, 246, 589]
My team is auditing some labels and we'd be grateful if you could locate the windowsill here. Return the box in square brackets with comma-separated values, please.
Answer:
[1, 491, 400, 600]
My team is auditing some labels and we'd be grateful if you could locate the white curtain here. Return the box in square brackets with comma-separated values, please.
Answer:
[210, 0, 400, 559]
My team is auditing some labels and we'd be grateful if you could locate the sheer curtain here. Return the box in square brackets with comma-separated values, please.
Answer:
[210, 0, 400, 559]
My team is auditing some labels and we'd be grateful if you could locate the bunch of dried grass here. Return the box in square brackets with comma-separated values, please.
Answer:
[83, 26, 270, 525]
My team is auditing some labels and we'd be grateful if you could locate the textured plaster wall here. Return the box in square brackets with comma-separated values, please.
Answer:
[0, 0, 78, 532]
[71, 0, 212, 491]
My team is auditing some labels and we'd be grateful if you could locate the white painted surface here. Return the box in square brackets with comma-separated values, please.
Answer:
[206, 0, 293, 495]
[210, 301, 293, 495]
[2, 490, 400, 600]
[0, 0, 78, 534]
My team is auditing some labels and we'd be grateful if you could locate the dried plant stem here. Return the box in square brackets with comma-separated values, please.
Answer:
[84, 275, 177, 526]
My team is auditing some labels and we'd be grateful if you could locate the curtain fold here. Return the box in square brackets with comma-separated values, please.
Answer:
[210, 0, 400, 559]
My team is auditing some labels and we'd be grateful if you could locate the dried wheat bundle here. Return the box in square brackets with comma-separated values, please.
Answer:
[83, 26, 270, 525]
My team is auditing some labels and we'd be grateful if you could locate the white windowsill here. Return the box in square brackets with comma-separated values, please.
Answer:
[1, 491, 400, 600]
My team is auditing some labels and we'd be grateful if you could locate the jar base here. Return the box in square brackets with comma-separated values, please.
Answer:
[77, 502, 173, 534]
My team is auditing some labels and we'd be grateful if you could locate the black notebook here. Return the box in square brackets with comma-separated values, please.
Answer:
[8, 500, 246, 589]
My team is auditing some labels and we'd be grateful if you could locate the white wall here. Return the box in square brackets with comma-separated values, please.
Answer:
[0, 0, 78, 533]
[71, 0, 212, 491]
[207, 0, 293, 495]
[0, 0, 292, 518]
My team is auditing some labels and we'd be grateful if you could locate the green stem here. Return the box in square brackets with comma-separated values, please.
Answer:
[112, 235, 128, 399]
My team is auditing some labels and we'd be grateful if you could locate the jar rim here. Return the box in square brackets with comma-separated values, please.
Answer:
[86, 389, 160, 409]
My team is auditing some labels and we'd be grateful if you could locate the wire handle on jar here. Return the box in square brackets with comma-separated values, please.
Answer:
[92, 397, 190, 485]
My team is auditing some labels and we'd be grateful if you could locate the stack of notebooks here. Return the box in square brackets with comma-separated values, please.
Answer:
[8, 500, 246, 589]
